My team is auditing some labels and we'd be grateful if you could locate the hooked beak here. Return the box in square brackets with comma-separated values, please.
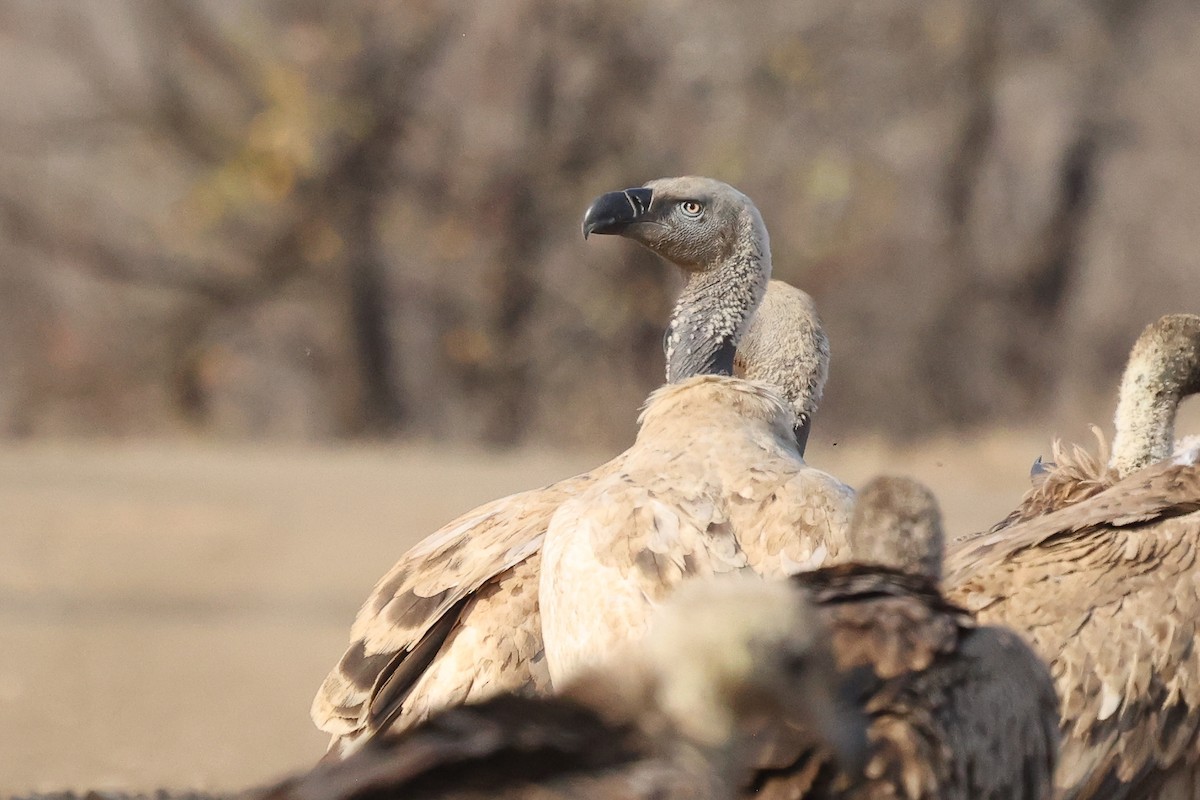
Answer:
[582, 187, 654, 239]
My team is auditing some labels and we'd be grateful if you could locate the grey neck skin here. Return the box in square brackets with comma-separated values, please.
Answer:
[663, 209, 771, 382]
[1109, 315, 1200, 477]
[1110, 364, 1191, 477]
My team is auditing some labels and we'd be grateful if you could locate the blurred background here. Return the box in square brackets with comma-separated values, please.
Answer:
[1, 0, 1197, 793]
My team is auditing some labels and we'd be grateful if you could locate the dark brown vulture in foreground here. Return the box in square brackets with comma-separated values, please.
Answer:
[275, 578, 867, 800]
[751, 476, 1060, 800]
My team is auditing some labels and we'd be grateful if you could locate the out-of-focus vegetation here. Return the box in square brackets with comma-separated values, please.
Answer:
[0, 0, 1196, 448]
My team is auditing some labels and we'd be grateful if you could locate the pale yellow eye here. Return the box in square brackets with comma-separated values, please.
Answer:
[680, 200, 704, 218]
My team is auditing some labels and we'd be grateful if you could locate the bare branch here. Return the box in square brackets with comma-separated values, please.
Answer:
[0, 194, 243, 303]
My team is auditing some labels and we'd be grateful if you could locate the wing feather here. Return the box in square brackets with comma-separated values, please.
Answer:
[313, 470, 599, 742]
[946, 459, 1200, 799]
[541, 447, 854, 685]
[754, 568, 1058, 800]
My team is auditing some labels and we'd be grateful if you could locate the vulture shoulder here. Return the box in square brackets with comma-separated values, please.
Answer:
[947, 454, 1200, 583]
[946, 453, 1200, 800]
[539, 378, 854, 684]
[751, 565, 1058, 800]
[312, 469, 602, 750]
[986, 428, 1117, 533]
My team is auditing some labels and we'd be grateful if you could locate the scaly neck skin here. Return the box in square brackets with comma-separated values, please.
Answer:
[664, 209, 770, 383]
[1110, 368, 1184, 478]
[1109, 315, 1200, 477]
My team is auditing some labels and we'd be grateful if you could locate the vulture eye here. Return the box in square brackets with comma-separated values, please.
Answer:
[679, 200, 704, 218]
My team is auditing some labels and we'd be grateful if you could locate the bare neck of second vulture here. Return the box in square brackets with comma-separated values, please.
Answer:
[664, 209, 770, 383]
[1110, 330, 1200, 477]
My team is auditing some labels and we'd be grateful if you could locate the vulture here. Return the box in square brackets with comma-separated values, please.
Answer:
[736, 280, 829, 454]
[261, 579, 868, 800]
[946, 313, 1200, 800]
[752, 476, 1059, 800]
[988, 314, 1200, 530]
[312, 179, 837, 758]
[539, 177, 855, 685]
[9, 794, 227, 800]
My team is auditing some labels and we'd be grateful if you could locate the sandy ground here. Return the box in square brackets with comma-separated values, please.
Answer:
[0, 427, 1100, 794]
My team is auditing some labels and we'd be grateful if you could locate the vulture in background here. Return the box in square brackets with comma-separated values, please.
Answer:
[946, 313, 1200, 800]
[539, 177, 855, 685]
[751, 476, 1059, 800]
[260, 579, 868, 800]
[986, 313, 1200, 531]
[312, 181, 838, 759]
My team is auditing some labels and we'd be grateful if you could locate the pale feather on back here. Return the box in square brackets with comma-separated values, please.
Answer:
[541, 377, 853, 683]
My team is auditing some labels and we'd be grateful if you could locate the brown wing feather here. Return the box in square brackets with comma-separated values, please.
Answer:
[943, 626, 1060, 799]
[986, 429, 1116, 534]
[751, 567, 1058, 800]
[366, 596, 469, 735]
[264, 695, 656, 800]
[946, 458, 1200, 800]
[313, 470, 602, 743]
[946, 459, 1200, 586]
[363, 554, 553, 743]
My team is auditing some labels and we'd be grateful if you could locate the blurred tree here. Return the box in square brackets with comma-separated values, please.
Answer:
[0, 0, 1195, 446]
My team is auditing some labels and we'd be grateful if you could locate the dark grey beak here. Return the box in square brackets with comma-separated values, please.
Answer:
[582, 187, 654, 239]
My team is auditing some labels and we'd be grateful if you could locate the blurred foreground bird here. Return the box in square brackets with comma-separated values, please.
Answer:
[262, 578, 868, 800]
[751, 476, 1059, 800]
[312, 178, 845, 757]
[540, 177, 855, 685]
[947, 313, 1200, 800]
[10, 793, 227, 800]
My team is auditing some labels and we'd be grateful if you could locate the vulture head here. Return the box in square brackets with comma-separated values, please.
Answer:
[581, 176, 765, 272]
[847, 476, 945, 581]
[638, 576, 869, 773]
[582, 176, 771, 382]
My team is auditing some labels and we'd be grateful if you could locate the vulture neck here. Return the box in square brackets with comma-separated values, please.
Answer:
[1110, 320, 1200, 477]
[664, 210, 770, 383]
[734, 282, 830, 456]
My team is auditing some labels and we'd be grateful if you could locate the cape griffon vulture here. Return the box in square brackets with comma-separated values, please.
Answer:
[947, 313, 1200, 800]
[540, 177, 854, 685]
[987, 314, 1200, 531]
[267, 579, 867, 800]
[753, 477, 1059, 800]
[312, 178, 837, 758]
